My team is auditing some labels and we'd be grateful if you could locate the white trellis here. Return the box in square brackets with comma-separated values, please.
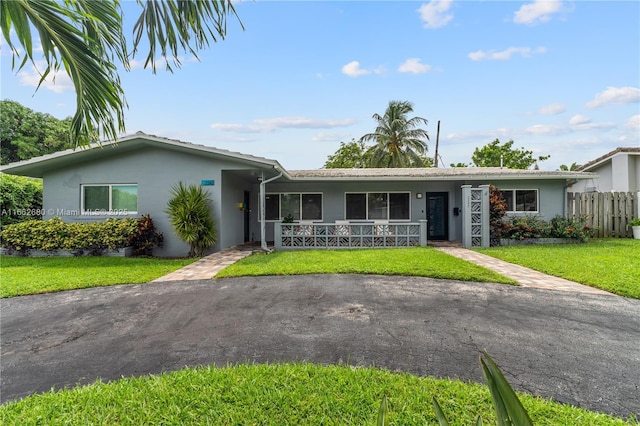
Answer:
[461, 185, 490, 248]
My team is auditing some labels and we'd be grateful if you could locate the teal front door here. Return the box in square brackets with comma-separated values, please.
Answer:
[426, 192, 448, 240]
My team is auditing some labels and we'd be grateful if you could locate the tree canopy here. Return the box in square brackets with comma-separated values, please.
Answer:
[471, 139, 550, 169]
[1, 0, 241, 147]
[1, 100, 75, 165]
[359, 100, 430, 168]
[324, 138, 433, 169]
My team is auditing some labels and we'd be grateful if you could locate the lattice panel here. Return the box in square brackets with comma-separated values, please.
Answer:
[277, 222, 426, 249]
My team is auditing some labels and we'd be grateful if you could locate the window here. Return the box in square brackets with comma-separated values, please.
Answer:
[265, 193, 322, 221]
[499, 189, 538, 212]
[345, 192, 410, 220]
[82, 184, 137, 213]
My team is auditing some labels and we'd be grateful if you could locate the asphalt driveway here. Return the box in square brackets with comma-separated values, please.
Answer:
[1, 275, 639, 418]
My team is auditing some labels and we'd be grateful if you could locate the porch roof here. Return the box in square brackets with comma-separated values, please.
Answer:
[285, 167, 597, 181]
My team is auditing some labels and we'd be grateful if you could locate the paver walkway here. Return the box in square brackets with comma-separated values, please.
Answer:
[434, 247, 612, 295]
[152, 245, 258, 282]
[153, 244, 612, 296]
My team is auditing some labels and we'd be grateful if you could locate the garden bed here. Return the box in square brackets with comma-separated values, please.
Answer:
[499, 238, 581, 246]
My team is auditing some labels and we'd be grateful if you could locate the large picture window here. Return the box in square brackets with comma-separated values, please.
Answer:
[265, 193, 322, 221]
[82, 184, 137, 213]
[345, 192, 410, 220]
[499, 189, 538, 212]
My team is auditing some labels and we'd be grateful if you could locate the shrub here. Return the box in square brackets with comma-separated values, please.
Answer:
[0, 216, 163, 255]
[0, 174, 43, 227]
[501, 215, 551, 240]
[549, 215, 594, 242]
[500, 215, 594, 242]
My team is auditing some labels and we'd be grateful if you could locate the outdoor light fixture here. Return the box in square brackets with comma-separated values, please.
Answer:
[416, 193, 423, 199]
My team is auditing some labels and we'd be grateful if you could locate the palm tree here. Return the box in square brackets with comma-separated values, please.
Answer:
[1, 0, 241, 147]
[359, 100, 430, 168]
[559, 162, 581, 171]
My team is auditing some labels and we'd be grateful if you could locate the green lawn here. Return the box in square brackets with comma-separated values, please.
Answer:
[216, 247, 516, 284]
[0, 363, 628, 425]
[476, 239, 640, 299]
[0, 256, 197, 298]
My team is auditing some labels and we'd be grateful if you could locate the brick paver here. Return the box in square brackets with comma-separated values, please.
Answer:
[152, 246, 256, 282]
[435, 247, 613, 295]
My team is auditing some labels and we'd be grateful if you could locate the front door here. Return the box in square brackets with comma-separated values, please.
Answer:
[426, 192, 448, 240]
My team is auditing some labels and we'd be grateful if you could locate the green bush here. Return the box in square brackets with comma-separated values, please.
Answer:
[500, 215, 594, 242]
[0, 215, 163, 255]
[0, 173, 43, 227]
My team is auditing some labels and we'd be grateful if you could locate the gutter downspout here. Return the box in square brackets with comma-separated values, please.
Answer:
[260, 170, 283, 252]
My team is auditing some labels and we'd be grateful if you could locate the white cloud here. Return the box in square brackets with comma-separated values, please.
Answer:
[398, 58, 432, 74]
[469, 46, 546, 61]
[311, 131, 351, 142]
[418, 0, 454, 29]
[211, 116, 357, 133]
[17, 61, 74, 94]
[537, 103, 566, 115]
[625, 115, 640, 131]
[569, 114, 590, 125]
[341, 61, 370, 77]
[586, 86, 640, 109]
[254, 117, 356, 129]
[513, 0, 563, 25]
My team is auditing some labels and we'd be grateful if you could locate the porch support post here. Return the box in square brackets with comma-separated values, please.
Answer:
[419, 220, 428, 246]
[461, 185, 472, 248]
[479, 184, 491, 248]
[259, 171, 283, 252]
[274, 221, 283, 250]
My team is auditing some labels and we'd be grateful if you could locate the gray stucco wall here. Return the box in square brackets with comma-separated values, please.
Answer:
[42, 146, 262, 257]
[468, 179, 567, 221]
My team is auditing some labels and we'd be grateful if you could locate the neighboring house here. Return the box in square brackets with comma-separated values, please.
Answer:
[568, 147, 640, 193]
[1, 132, 597, 256]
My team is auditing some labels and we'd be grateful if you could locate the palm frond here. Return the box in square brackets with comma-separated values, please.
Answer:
[2, 0, 127, 146]
[132, 0, 242, 73]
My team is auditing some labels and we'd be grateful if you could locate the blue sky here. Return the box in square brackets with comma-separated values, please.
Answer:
[2, 0, 639, 170]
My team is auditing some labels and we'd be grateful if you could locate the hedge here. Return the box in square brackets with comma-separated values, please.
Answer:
[0, 215, 163, 256]
[0, 174, 43, 227]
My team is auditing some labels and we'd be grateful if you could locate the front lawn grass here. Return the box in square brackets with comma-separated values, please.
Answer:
[0, 256, 197, 298]
[216, 247, 516, 284]
[476, 239, 640, 298]
[0, 363, 628, 425]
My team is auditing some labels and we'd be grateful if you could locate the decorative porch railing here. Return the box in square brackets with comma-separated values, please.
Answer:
[274, 221, 428, 250]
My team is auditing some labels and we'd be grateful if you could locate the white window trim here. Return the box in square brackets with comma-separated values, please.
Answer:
[501, 188, 539, 213]
[81, 184, 138, 215]
[344, 191, 411, 222]
[265, 192, 323, 222]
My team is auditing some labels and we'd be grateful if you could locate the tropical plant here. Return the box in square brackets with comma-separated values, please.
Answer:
[165, 182, 217, 257]
[359, 100, 430, 168]
[378, 351, 534, 426]
[471, 139, 550, 169]
[1, 0, 241, 147]
[629, 218, 640, 227]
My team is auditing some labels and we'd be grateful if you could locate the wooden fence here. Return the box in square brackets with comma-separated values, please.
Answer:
[567, 192, 638, 238]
